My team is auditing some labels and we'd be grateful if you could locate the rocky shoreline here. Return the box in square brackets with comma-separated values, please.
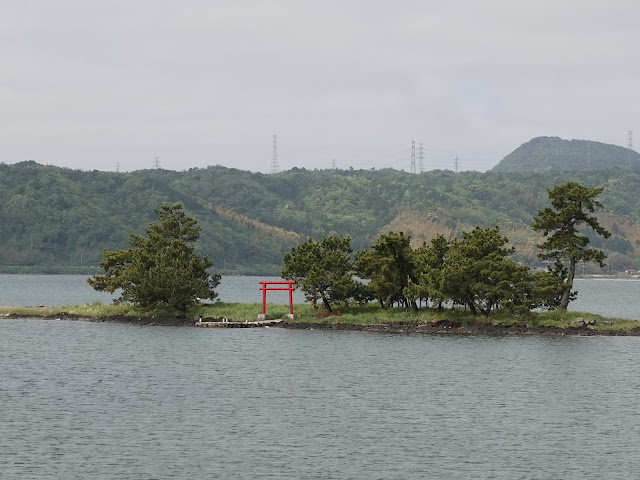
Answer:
[279, 319, 640, 336]
[3, 313, 195, 327]
[4, 313, 640, 335]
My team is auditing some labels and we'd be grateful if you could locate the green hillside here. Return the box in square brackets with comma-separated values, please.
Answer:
[492, 136, 640, 172]
[0, 161, 299, 274]
[2, 158, 640, 275]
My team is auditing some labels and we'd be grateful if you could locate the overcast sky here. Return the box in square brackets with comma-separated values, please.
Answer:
[1, 0, 638, 173]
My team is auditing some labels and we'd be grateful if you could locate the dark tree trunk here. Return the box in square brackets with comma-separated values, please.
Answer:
[320, 293, 333, 313]
[384, 293, 394, 308]
[560, 257, 577, 311]
[467, 300, 477, 315]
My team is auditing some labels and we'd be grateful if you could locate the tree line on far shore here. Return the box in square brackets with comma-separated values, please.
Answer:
[281, 182, 611, 316]
[4, 159, 640, 276]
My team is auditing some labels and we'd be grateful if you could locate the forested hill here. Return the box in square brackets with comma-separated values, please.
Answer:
[492, 137, 640, 172]
[2, 160, 640, 275]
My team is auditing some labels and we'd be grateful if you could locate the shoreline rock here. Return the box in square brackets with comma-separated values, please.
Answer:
[277, 320, 640, 336]
[3, 313, 194, 327]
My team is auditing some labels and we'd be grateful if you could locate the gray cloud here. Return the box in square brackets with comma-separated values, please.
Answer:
[1, 0, 638, 172]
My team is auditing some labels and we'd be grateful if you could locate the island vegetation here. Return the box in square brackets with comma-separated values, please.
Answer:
[532, 182, 611, 310]
[2, 180, 629, 334]
[282, 181, 611, 317]
[88, 203, 220, 312]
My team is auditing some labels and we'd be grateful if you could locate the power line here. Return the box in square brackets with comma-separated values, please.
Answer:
[628, 130, 634, 167]
[418, 143, 425, 173]
[270, 135, 279, 174]
[153, 157, 160, 169]
[454, 156, 459, 174]
[331, 158, 338, 170]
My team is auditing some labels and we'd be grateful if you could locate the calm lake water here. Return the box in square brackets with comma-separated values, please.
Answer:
[0, 274, 307, 307]
[2, 275, 640, 478]
[2, 321, 640, 479]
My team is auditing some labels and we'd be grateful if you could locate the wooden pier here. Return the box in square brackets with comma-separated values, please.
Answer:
[195, 319, 283, 328]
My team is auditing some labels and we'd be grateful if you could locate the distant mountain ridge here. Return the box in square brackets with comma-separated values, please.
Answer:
[3, 150, 640, 275]
[492, 136, 640, 172]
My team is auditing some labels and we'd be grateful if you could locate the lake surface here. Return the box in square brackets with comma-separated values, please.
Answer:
[3, 319, 640, 479]
[2, 275, 640, 477]
[0, 274, 307, 307]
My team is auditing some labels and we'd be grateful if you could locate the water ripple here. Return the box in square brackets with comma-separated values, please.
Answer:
[2, 320, 640, 478]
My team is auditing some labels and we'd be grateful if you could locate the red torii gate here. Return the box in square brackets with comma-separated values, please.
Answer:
[259, 280, 296, 316]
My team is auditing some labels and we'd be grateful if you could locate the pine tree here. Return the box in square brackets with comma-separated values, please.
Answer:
[354, 232, 417, 309]
[88, 204, 220, 312]
[532, 182, 611, 310]
[437, 226, 529, 316]
[281, 235, 357, 312]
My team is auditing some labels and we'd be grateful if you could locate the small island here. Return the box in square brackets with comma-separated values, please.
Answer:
[4, 181, 636, 337]
[2, 301, 640, 336]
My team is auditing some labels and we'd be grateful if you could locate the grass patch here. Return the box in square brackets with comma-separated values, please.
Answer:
[1, 301, 638, 332]
[533, 310, 640, 331]
[0, 301, 177, 318]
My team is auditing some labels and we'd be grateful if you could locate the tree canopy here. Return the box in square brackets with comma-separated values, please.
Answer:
[404, 234, 450, 310]
[286, 216, 603, 317]
[532, 182, 611, 310]
[355, 232, 418, 309]
[88, 203, 220, 312]
[435, 226, 533, 316]
[281, 235, 358, 312]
